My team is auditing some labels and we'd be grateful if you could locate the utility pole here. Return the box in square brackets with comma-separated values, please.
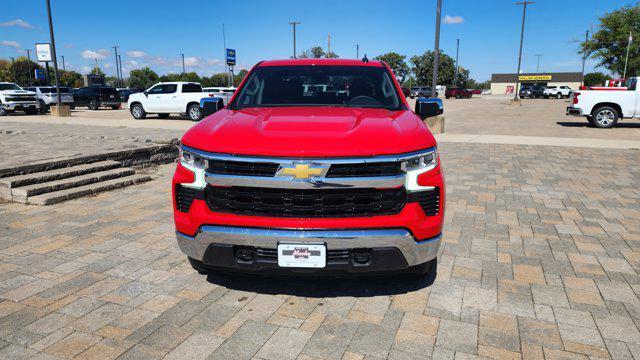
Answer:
[327, 34, 331, 57]
[223, 24, 229, 85]
[454, 38, 460, 86]
[46, 0, 62, 105]
[431, 0, 442, 97]
[355, 44, 359, 59]
[26, 49, 33, 86]
[289, 21, 300, 58]
[61, 55, 65, 86]
[580, 30, 589, 86]
[534, 53, 543, 85]
[11, 57, 17, 83]
[118, 54, 123, 83]
[113, 46, 120, 86]
[514, 1, 534, 100]
[623, 31, 632, 79]
[180, 53, 185, 74]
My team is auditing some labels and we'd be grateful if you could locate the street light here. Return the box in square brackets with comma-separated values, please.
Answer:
[289, 21, 301, 58]
[355, 44, 359, 59]
[431, 0, 442, 97]
[46, 0, 62, 105]
[454, 38, 460, 86]
[534, 53, 543, 85]
[180, 53, 185, 74]
[513, 1, 534, 100]
[26, 49, 33, 86]
[113, 46, 121, 85]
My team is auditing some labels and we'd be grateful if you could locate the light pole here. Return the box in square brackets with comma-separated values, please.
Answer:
[623, 31, 632, 79]
[118, 54, 123, 83]
[26, 49, 33, 86]
[61, 55, 65, 86]
[431, 0, 442, 97]
[580, 30, 589, 86]
[113, 46, 120, 85]
[180, 53, 185, 74]
[534, 53, 543, 85]
[289, 21, 301, 58]
[11, 57, 17, 83]
[454, 38, 460, 86]
[46, 0, 62, 105]
[355, 44, 359, 59]
[514, 1, 534, 100]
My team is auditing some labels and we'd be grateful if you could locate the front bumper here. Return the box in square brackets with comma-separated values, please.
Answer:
[1, 101, 39, 110]
[566, 107, 582, 116]
[176, 226, 440, 272]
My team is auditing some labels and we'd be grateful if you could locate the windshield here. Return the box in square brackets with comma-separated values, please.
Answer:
[0, 83, 22, 91]
[232, 65, 402, 110]
[40, 87, 71, 93]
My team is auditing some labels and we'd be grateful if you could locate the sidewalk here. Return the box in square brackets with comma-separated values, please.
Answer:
[437, 133, 640, 149]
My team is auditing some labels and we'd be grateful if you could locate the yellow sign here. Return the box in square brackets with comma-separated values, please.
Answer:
[278, 164, 324, 179]
[518, 75, 552, 81]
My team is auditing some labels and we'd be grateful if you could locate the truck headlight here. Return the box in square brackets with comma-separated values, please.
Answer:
[179, 147, 207, 169]
[402, 149, 438, 191]
[179, 147, 207, 189]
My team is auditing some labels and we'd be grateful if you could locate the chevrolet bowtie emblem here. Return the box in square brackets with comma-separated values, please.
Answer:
[277, 163, 327, 179]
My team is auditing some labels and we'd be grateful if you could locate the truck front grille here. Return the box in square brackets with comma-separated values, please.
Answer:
[205, 186, 406, 217]
[6, 95, 37, 102]
[206, 161, 402, 178]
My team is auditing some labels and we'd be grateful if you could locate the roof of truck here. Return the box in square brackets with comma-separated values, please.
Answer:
[258, 58, 385, 67]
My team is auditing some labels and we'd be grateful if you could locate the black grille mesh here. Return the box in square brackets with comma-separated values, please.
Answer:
[326, 162, 402, 177]
[175, 185, 203, 212]
[206, 160, 402, 178]
[207, 160, 279, 177]
[205, 186, 406, 218]
[407, 188, 440, 216]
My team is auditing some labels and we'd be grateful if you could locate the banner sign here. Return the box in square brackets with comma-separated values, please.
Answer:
[226, 48, 236, 66]
[35, 43, 53, 62]
[518, 75, 552, 81]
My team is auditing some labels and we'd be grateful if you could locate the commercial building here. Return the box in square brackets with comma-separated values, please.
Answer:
[490, 72, 583, 95]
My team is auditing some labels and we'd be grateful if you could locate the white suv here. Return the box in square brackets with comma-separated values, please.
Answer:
[25, 86, 75, 113]
[128, 82, 209, 121]
[0, 82, 39, 115]
[543, 85, 572, 99]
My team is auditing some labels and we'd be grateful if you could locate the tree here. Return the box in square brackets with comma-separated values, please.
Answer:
[374, 53, 409, 84]
[90, 66, 105, 76]
[60, 70, 82, 87]
[580, 4, 639, 77]
[299, 50, 310, 58]
[128, 67, 159, 89]
[326, 51, 339, 58]
[583, 72, 609, 86]
[310, 46, 325, 58]
[409, 50, 469, 87]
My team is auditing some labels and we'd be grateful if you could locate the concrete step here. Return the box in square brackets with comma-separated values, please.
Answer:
[28, 174, 153, 205]
[11, 168, 136, 202]
[0, 160, 123, 189]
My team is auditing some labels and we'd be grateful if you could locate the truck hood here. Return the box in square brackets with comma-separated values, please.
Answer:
[0, 90, 36, 96]
[181, 107, 437, 157]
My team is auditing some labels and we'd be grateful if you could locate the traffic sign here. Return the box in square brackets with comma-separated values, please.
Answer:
[35, 43, 53, 62]
[35, 69, 46, 80]
[226, 48, 236, 66]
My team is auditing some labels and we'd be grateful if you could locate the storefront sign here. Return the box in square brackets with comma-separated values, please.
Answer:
[518, 75, 552, 81]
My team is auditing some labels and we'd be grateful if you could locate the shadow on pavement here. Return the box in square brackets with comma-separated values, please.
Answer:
[557, 121, 640, 128]
[204, 265, 437, 298]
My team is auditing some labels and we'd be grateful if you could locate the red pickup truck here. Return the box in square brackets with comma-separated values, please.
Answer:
[173, 58, 445, 276]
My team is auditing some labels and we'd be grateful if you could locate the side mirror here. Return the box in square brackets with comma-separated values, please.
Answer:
[143, 91, 148, 97]
[199, 97, 225, 118]
[415, 97, 443, 119]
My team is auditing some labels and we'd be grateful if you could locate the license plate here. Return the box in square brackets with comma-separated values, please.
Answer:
[277, 243, 326, 268]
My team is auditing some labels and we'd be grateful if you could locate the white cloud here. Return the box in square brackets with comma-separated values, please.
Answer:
[81, 49, 109, 60]
[183, 56, 200, 67]
[0, 19, 34, 29]
[127, 50, 147, 58]
[206, 58, 222, 66]
[1, 40, 21, 48]
[443, 15, 464, 24]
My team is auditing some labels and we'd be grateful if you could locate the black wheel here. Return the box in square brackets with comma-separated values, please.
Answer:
[39, 100, 48, 114]
[130, 103, 146, 119]
[187, 103, 201, 121]
[157, 113, 170, 119]
[70, 104, 75, 110]
[587, 116, 596, 127]
[445, 96, 450, 99]
[188, 257, 209, 274]
[455, 94, 461, 99]
[591, 106, 619, 128]
[88, 99, 99, 110]
[0, 106, 7, 116]
[24, 107, 39, 115]
[110, 105, 119, 110]
[556, 92, 562, 99]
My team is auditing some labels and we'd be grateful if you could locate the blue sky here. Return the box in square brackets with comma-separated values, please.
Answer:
[0, 0, 634, 81]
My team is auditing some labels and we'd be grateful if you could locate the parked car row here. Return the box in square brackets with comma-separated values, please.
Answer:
[519, 84, 573, 99]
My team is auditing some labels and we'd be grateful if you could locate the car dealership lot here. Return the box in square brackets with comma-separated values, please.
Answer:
[1, 99, 639, 359]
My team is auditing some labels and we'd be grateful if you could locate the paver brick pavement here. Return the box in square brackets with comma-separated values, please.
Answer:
[1, 142, 640, 359]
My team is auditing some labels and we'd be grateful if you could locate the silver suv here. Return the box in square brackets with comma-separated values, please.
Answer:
[409, 86, 433, 98]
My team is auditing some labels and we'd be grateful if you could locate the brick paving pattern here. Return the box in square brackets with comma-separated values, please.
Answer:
[1, 142, 639, 359]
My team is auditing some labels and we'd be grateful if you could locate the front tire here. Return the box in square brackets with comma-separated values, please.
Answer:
[591, 106, 619, 128]
[88, 99, 99, 110]
[130, 103, 147, 119]
[0, 107, 8, 116]
[39, 100, 48, 114]
[556, 92, 562, 99]
[187, 103, 201, 121]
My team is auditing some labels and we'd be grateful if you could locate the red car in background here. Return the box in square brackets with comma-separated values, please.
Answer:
[445, 88, 472, 99]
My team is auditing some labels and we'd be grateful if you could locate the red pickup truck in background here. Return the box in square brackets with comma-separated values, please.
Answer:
[173, 58, 445, 277]
[445, 87, 473, 99]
